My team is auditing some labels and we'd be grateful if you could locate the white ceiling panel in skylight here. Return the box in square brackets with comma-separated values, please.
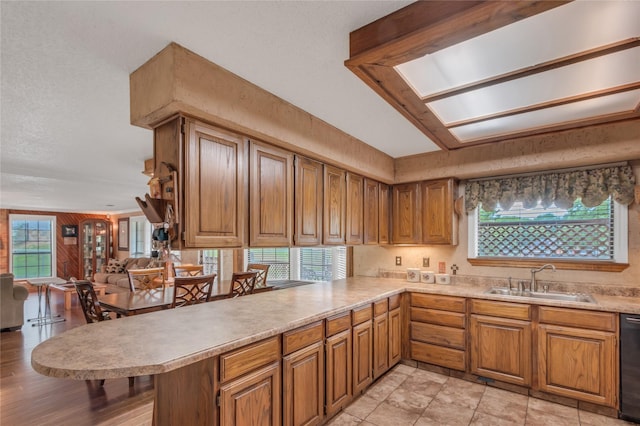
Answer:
[450, 90, 640, 142]
[427, 47, 640, 124]
[395, 1, 640, 97]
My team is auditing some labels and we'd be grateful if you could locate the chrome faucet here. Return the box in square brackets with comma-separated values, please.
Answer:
[530, 264, 556, 292]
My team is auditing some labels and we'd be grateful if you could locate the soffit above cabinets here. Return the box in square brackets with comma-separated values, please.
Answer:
[345, 1, 640, 151]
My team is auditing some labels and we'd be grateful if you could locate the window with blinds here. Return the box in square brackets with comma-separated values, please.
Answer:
[470, 196, 627, 262]
[200, 249, 220, 277]
[246, 248, 291, 280]
[245, 247, 347, 281]
[299, 247, 347, 281]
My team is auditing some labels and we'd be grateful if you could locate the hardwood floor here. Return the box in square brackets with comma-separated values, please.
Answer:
[0, 289, 154, 426]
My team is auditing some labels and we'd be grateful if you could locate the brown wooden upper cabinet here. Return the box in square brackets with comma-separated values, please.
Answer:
[392, 178, 458, 245]
[323, 165, 346, 245]
[392, 182, 422, 244]
[173, 117, 248, 248]
[249, 141, 293, 247]
[346, 172, 364, 245]
[363, 179, 379, 245]
[294, 156, 323, 246]
[378, 183, 391, 245]
[422, 179, 458, 245]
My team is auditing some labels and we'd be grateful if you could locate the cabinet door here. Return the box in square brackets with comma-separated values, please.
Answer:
[325, 329, 352, 416]
[373, 313, 389, 379]
[249, 141, 293, 247]
[537, 324, 617, 408]
[378, 183, 390, 244]
[422, 179, 457, 245]
[283, 341, 324, 426]
[185, 120, 247, 247]
[352, 320, 373, 395]
[392, 183, 421, 244]
[470, 314, 532, 386]
[363, 179, 379, 245]
[323, 165, 346, 245]
[219, 362, 281, 426]
[388, 307, 402, 368]
[294, 156, 323, 246]
[345, 172, 364, 245]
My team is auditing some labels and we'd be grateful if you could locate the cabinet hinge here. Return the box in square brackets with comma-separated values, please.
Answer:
[216, 395, 220, 407]
[181, 231, 186, 241]
[180, 122, 186, 136]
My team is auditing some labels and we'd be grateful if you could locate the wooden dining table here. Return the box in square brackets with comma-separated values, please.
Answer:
[99, 288, 175, 317]
[98, 283, 275, 316]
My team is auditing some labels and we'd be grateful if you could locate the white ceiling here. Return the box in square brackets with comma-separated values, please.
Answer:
[1, 0, 427, 214]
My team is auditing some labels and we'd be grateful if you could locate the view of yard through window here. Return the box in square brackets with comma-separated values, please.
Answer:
[10, 215, 56, 279]
[476, 197, 617, 260]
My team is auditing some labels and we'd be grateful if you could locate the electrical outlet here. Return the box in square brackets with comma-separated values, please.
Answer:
[423, 257, 430, 267]
[395, 256, 402, 266]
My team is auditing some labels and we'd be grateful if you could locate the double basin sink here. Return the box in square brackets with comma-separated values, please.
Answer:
[484, 287, 596, 303]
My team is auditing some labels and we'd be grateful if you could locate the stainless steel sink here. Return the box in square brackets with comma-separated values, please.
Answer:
[484, 287, 595, 303]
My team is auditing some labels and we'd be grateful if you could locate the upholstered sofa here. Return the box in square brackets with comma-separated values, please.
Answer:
[1, 273, 29, 331]
[93, 257, 155, 293]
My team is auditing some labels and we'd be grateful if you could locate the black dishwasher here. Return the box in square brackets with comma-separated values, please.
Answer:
[621, 314, 640, 422]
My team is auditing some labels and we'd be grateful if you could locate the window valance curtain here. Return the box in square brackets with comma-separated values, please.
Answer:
[464, 165, 636, 212]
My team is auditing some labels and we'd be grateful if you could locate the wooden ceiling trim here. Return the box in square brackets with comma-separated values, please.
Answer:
[347, 0, 572, 151]
[446, 82, 640, 129]
[354, 63, 461, 150]
[348, 1, 484, 58]
[421, 38, 640, 103]
[347, 1, 569, 68]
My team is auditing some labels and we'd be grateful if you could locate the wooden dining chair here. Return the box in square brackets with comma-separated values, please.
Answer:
[74, 280, 134, 387]
[173, 264, 204, 277]
[228, 271, 258, 298]
[247, 263, 270, 289]
[74, 281, 111, 323]
[127, 267, 165, 292]
[171, 274, 217, 308]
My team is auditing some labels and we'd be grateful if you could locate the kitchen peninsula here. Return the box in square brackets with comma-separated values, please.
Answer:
[32, 277, 640, 425]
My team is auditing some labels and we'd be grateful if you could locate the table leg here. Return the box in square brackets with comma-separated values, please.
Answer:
[27, 285, 45, 323]
[64, 292, 72, 310]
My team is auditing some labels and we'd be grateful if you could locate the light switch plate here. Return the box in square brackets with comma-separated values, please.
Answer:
[423, 257, 430, 267]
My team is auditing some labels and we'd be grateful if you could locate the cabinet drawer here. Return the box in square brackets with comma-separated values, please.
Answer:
[538, 306, 616, 332]
[388, 294, 401, 310]
[471, 299, 531, 320]
[411, 340, 466, 371]
[352, 305, 372, 325]
[326, 312, 351, 337]
[374, 299, 388, 316]
[411, 293, 465, 313]
[411, 307, 466, 329]
[411, 322, 465, 349]
[283, 321, 323, 355]
[220, 336, 280, 383]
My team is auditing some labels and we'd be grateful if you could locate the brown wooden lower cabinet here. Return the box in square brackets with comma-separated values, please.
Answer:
[469, 314, 532, 387]
[325, 329, 353, 417]
[537, 324, 617, 407]
[219, 362, 281, 426]
[352, 320, 373, 395]
[388, 307, 402, 367]
[283, 341, 324, 426]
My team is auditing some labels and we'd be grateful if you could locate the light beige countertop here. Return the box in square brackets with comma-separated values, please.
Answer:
[31, 276, 640, 381]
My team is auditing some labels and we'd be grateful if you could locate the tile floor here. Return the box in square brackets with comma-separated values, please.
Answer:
[327, 364, 636, 426]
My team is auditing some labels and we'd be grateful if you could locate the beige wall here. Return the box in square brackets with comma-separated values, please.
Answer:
[354, 165, 640, 289]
